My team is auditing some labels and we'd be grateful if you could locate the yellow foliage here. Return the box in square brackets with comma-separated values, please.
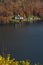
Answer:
[0, 54, 31, 65]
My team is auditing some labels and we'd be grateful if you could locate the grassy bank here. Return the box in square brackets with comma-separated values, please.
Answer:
[0, 15, 41, 25]
[0, 54, 42, 65]
[9, 16, 41, 24]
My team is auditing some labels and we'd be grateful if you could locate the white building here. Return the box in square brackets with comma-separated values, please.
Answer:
[15, 14, 23, 20]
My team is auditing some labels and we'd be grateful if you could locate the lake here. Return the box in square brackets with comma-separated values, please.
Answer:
[0, 23, 43, 64]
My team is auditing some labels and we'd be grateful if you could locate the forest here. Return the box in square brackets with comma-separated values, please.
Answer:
[0, 0, 43, 24]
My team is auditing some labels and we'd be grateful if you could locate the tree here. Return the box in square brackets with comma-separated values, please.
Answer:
[0, 0, 4, 3]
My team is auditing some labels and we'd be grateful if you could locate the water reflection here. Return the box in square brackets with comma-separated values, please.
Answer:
[0, 24, 43, 63]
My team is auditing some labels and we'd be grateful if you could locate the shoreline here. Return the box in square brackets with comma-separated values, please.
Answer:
[0, 19, 43, 26]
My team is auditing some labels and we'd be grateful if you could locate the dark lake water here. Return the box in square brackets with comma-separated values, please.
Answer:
[0, 23, 43, 64]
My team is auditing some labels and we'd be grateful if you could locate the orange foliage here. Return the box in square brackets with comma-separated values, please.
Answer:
[0, 0, 43, 23]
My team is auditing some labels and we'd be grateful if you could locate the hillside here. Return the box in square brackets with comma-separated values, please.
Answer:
[0, 0, 43, 23]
